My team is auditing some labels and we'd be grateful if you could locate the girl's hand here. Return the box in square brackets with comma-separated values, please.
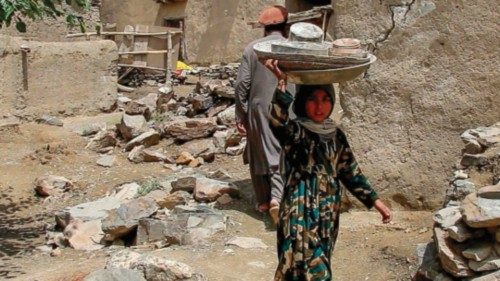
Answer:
[374, 199, 392, 224]
[263, 59, 287, 91]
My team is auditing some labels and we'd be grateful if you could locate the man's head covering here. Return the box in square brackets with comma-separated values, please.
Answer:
[293, 84, 335, 118]
[258, 5, 288, 26]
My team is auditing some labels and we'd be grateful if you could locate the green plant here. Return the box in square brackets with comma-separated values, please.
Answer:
[138, 178, 161, 196]
[0, 0, 90, 32]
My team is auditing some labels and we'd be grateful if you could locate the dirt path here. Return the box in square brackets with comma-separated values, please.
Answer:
[0, 120, 433, 281]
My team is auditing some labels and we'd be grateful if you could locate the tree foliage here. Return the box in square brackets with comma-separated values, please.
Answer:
[0, 0, 90, 32]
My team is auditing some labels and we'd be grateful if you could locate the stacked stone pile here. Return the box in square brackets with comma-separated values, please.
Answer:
[38, 170, 239, 256]
[415, 123, 500, 280]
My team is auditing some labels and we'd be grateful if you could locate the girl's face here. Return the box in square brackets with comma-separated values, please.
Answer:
[305, 89, 333, 123]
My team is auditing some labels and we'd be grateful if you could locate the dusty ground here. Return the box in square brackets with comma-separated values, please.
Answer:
[0, 93, 434, 280]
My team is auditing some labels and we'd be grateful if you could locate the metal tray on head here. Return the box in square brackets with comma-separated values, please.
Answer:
[286, 54, 377, 84]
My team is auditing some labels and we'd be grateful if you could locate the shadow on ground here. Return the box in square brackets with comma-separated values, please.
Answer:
[0, 185, 44, 279]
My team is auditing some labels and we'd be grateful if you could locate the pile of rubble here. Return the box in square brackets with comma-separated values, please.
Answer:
[79, 64, 245, 171]
[35, 168, 246, 280]
[415, 123, 500, 280]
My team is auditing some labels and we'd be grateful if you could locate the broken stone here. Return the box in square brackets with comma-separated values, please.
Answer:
[125, 130, 160, 151]
[213, 130, 228, 153]
[217, 104, 236, 126]
[116, 114, 146, 141]
[180, 138, 216, 162]
[86, 130, 118, 151]
[164, 163, 182, 171]
[433, 227, 474, 277]
[117, 96, 132, 108]
[102, 197, 158, 241]
[143, 148, 168, 162]
[63, 219, 104, 251]
[207, 100, 231, 117]
[136, 218, 185, 246]
[447, 221, 474, 242]
[469, 255, 500, 272]
[130, 254, 206, 281]
[415, 242, 445, 281]
[158, 191, 191, 209]
[462, 192, 500, 228]
[433, 206, 462, 229]
[80, 123, 106, 137]
[83, 268, 146, 281]
[143, 189, 168, 206]
[37, 114, 63, 127]
[34, 175, 73, 197]
[461, 153, 489, 167]
[50, 247, 62, 257]
[225, 129, 242, 148]
[194, 177, 240, 203]
[446, 180, 476, 203]
[226, 138, 246, 156]
[463, 241, 493, 261]
[55, 196, 123, 228]
[106, 249, 142, 269]
[171, 176, 197, 193]
[226, 237, 268, 249]
[160, 117, 217, 141]
[216, 193, 233, 205]
[462, 126, 500, 151]
[128, 145, 145, 163]
[453, 170, 468, 180]
[176, 151, 195, 165]
[188, 158, 201, 168]
[192, 95, 214, 112]
[478, 183, 500, 199]
[137, 93, 158, 113]
[107, 182, 140, 201]
[97, 155, 115, 168]
[467, 270, 500, 281]
[126, 100, 151, 120]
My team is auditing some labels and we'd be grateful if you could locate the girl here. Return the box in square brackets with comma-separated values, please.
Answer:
[264, 60, 392, 281]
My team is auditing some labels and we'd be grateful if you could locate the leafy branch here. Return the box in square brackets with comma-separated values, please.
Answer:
[0, 0, 91, 32]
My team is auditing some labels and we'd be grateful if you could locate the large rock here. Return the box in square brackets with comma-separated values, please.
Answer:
[56, 197, 122, 228]
[34, 175, 73, 197]
[86, 130, 118, 151]
[131, 255, 206, 281]
[157, 191, 192, 210]
[463, 241, 493, 262]
[477, 183, 500, 200]
[179, 138, 216, 162]
[433, 206, 462, 229]
[193, 177, 240, 203]
[462, 192, 500, 228]
[467, 271, 500, 281]
[160, 117, 217, 141]
[469, 255, 500, 272]
[107, 182, 140, 201]
[433, 227, 474, 277]
[63, 219, 104, 251]
[117, 114, 146, 141]
[106, 249, 142, 269]
[84, 268, 146, 281]
[332, 0, 500, 209]
[102, 197, 158, 241]
[136, 218, 185, 246]
[461, 125, 500, 152]
[125, 130, 160, 151]
[216, 104, 236, 126]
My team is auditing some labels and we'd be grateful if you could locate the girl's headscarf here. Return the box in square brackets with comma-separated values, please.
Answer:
[293, 84, 337, 139]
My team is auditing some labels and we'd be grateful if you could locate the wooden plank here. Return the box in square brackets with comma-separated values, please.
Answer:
[119, 50, 169, 55]
[133, 25, 149, 67]
[118, 64, 166, 72]
[66, 31, 182, 38]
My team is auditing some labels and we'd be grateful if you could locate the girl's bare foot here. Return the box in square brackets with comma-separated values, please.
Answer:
[269, 199, 280, 225]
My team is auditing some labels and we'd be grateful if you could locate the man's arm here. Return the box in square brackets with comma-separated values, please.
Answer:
[234, 49, 252, 131]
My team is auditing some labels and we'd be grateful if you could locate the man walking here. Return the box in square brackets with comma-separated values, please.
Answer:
[235, 5, 292, 222]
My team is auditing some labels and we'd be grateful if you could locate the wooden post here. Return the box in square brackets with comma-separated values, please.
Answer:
[166, 32, 173, 82]
[20, 44, 30, 91]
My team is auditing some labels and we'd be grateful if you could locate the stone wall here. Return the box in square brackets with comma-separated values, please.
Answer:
[331, 0, 500, 209]
[0, 35, 118, 119]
